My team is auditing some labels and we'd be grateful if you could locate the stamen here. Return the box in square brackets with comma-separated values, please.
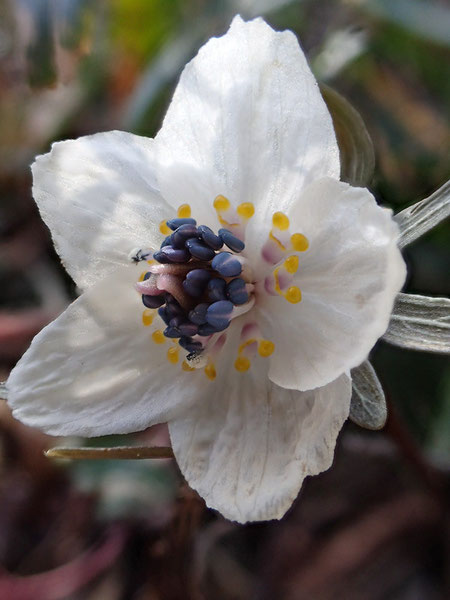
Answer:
[262, 212, 292, 264]
[211, 252, 242, 277]
[166, 217, 197, 231]
[152, 330, 165, 344]
[233, 324, 275, 373]
[189, 303, 209, 325]
[285, 286, 302, 304]
[142, 295, 165, 309]
[167, 346, 179, 364]
[226, 278, 249, 305]
[159, 221, 171, 235]
[206, 300, 233, 331]
[284, 255, 299, 274]
[198, 323, 221, 336]
[213, 195, 230, 212]
[178, 322, 199, 337]
[177, 204, 191, 218]
[258, 340, 275, 357]
[204, 363, 217, 380]
[213, 195, 240, 229]
[207, 278, 227, 302]
[185, 238, 216, 260]
[164, 325, 181, 338]
[159, 246, 191, 263]
[152, 250, 171, 264]
[261, 211, 309, 267]
[234, 336, 257, 373]
[136, 202, 254, 365]
[142, 309, 154, 326]
[171, 224, 198, 248]
[198, 225, 223, 250]
[218, 228, 245, 252]
[182, 360, 195, 372]
[272, 212, 290, 231]
[158, 306, 171, 325]
[291, 233, 309, 252]
[238, 338, 258, 355]
[237, 202, 255, 219]
[264, 253, 302, 303]
[179, 337, 203, 353]
[234, 356, 251, 372]
[182, 269, 211, 298]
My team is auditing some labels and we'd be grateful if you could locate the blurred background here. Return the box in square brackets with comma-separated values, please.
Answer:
[0, 0, 449, 598]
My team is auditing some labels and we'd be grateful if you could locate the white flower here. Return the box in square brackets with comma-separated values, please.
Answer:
[6, 16, 406, 523]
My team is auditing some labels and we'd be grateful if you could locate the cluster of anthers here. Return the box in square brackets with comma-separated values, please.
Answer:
[131, 196, 309, 380]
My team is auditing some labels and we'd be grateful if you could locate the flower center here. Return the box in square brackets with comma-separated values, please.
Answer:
[131, 198, 309, 380]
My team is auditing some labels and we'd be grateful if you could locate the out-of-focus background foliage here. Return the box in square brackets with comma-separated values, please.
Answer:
[0, 1, 449, 598]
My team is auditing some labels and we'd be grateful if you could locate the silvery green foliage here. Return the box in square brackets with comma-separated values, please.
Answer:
[350, 361, 387, 430]
[395, 180, 450, 249]
[383, 293, 450, 354]
[321, 84, 375, 187]
[350, 178, 450, 428]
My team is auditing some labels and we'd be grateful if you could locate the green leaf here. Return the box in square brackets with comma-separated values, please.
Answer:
[321, 84, 375, 187]
[395, 180, 450, 248]
[350, 361, 387, 430]
[383, 293, 450, 354]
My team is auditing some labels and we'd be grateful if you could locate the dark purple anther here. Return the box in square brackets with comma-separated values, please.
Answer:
[142, 294, 165, 309]
[164, 326, 181, 338]
[179, 337, 203, 352]
[188, 303, 209, 325]
[143, 272, 151, 280]
[161, 236, 172, 248]
[211, 252, 242, 277]
[165, 295, 185, 317]
[158, 306, 171, 325]
[166, 217, 197, 231]
[206, 300, 233, 331]
[185, 238, 216, 261]
[219, 228, 245, 252]
[169, 316, 184, 328]
[182, 268, 211, 297]
[171, 224, 198, 249]
[198, 225, 223, 250]
[153, 250, 171, 264]
[178, 322, 199, 337]
[198, 323, 221, 336]
[207, 278, 227, 302]
[160, 246, 191, 263]
[226, 278, 249, 305]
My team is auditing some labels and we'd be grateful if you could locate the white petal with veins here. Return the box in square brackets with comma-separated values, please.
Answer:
[169, 345, 351, 523]
[7, 265, 204, 436]
[32, 130, 171, 290]
[258, 177, 406, 391]
[154, 15, 339, 231]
